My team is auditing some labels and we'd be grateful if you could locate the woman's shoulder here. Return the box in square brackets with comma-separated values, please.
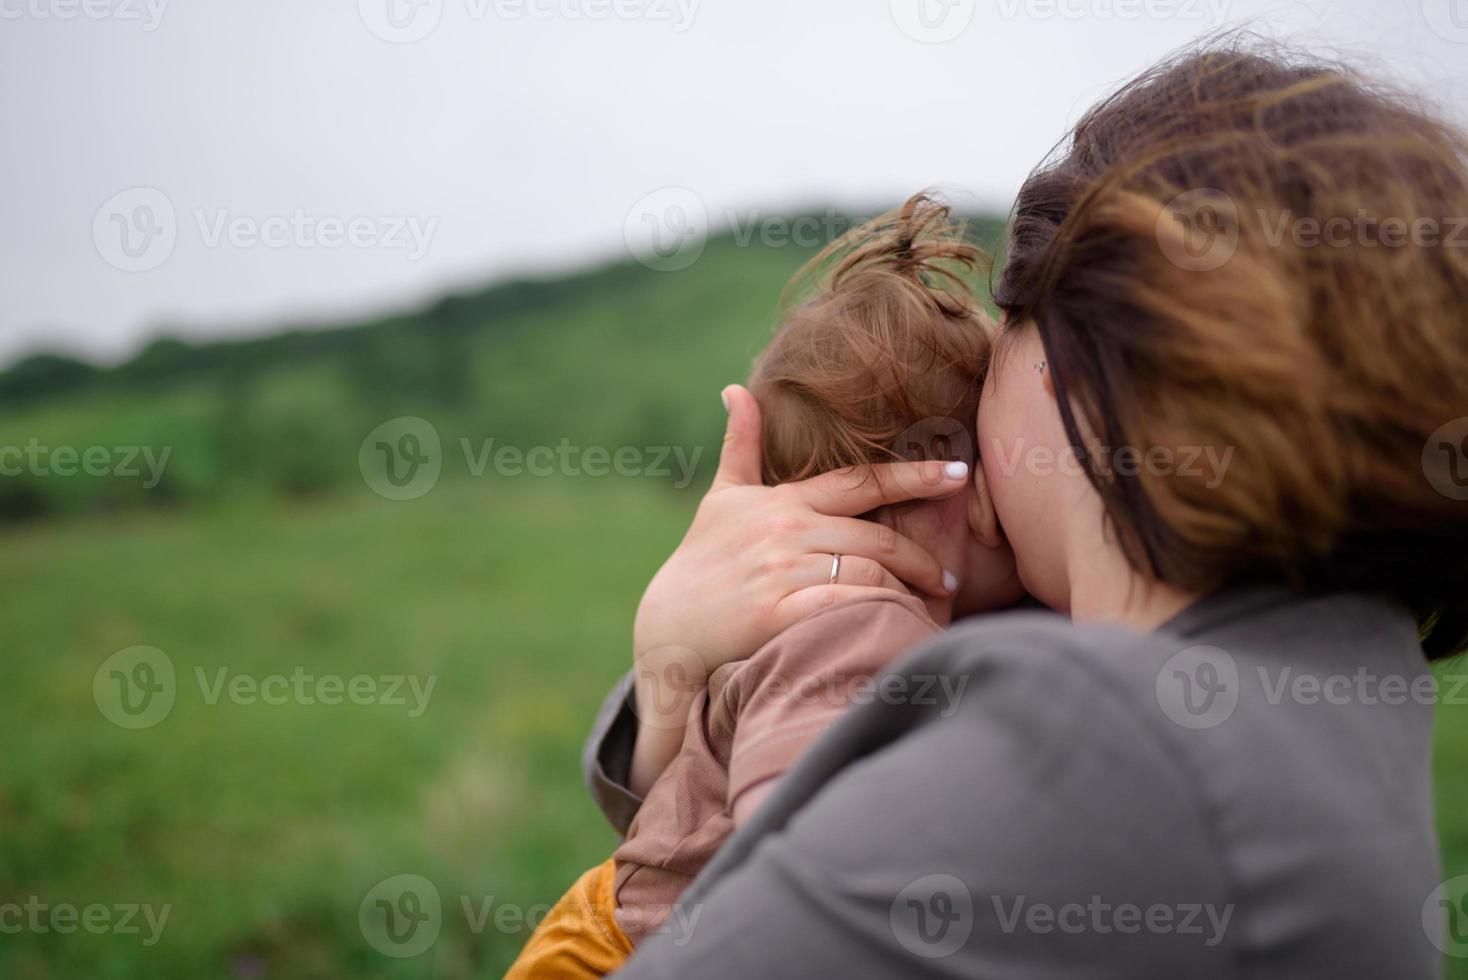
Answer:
[883, 607, 1206, 782]
[875, 595, 1439, 969]
[904, 593, 1434, 770]
[909, 607, 1180, 716]
[924, 590, 1432, 733]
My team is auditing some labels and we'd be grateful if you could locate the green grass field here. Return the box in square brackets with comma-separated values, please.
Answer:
[0, 480, 691, 978]
[0, 222, 860, 977]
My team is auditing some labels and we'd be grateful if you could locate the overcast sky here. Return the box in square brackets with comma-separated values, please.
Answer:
[2, 0, 1465, 365]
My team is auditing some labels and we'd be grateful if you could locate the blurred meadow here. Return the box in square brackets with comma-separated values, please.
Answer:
[4, 222, 1468, 979]
[0, 226, 876, 977]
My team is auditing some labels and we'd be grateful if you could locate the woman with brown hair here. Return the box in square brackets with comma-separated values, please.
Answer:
[584, 37, 1468, 977]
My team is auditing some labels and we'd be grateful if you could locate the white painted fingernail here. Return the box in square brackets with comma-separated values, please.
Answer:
[943, 461, 968, 480]
[943, 570, 959, 593]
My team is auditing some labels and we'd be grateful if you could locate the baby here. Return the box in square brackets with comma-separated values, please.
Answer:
[506, 194, 1023, 978]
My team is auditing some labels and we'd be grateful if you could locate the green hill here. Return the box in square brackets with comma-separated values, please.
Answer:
[0, 216, 1007, 521]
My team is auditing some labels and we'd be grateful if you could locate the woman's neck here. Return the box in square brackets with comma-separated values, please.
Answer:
[1062, 527, 1200, 633]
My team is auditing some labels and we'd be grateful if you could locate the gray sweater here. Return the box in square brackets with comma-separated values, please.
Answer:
[583, 587, 1443, 978]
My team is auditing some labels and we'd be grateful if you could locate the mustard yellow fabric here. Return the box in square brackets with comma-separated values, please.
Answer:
[505, 859, 631, 979]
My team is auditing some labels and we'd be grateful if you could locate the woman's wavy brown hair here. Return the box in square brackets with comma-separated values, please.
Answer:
[751, 194, 993, 484]
[995, 36, 1468, 658]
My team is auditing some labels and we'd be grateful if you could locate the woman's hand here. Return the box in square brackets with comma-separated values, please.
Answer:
[628, 385, 972, 794]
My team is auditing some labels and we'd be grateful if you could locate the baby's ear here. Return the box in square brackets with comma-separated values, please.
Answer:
[967, 465, 1000, 547]
[934, 487, 975, 537]
[880, 493, 968, 554]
